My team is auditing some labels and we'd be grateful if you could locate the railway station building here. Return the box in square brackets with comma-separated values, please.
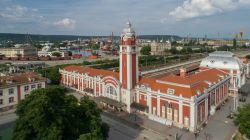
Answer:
[60, 22, 246, 132]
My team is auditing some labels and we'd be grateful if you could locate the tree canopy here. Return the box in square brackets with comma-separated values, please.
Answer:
[13, 86, 109, 140]
[235, 103, 250, 139]
[36, 66, 61, 85]
[140, 45, 151, 55]
[52, 52, 62, 57]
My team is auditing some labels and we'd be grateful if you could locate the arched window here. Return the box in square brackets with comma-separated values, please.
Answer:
[106, 86, 117, 96]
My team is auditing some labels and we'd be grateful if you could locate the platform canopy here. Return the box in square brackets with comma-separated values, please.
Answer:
[95, 96, 125, 108]
[130, 102, 148, 112]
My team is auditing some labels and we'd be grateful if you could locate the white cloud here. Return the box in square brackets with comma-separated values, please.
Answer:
[169, 0, 250, 21]
[0, 5, 42, 21]
[54, 18, 76, 29]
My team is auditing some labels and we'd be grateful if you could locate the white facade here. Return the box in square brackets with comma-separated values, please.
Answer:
[200, 51, 248, 90]
[0, 76, 46, 113]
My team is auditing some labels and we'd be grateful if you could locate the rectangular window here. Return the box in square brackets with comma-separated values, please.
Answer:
[37, 84, 42, 89]
[153, 107, 157, 115]
[167, 88, 175, 95]
[162, 106, 165, 118]
[184, 116, 189, 127]
[0, 99, 3, 105]
[174, 109, 178, 122]
[0, 90, 3, 96]
[24, 86, 29, 92]
[144, 95, 147, 101]
[200, 106, 203, 123]
[139, 94, 142, 100]
[167, 104, 172, 120]
[9, 97, 14, 103]
[31, 84, 36, 89]
[8, 88, 14, 95]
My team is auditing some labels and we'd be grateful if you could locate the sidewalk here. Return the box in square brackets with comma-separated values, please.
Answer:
[103, 98, 238, 140]
[70, 92, 238, 140]
[0, 109, 15, 117]
[104, 110, 194, 140]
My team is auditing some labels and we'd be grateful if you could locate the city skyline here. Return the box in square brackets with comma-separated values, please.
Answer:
[0, 0, 250, 38]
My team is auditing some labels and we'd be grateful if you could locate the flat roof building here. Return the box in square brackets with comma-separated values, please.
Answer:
[0, 47, 37, 57]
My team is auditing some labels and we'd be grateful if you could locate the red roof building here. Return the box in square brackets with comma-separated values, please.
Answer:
[0, 72, 46, 113]
[60, 22, 232, 132]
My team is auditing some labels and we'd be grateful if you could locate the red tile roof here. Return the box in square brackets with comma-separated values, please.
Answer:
[138, 69, 228, 98]
[0, 72, 46, 86]
[63, 65, 119, 80]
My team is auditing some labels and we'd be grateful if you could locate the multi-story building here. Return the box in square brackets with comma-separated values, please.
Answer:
[0, 72, 46, 113]
[150, 40, 171, 55]
[60, 22, 232, 132]
[0, 47, 37, 57]
[38, 45, 68, 57]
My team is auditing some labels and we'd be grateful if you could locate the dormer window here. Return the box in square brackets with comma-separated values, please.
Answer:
[28, 78, 35, 82]
[167, 88, 174, 95]
[196, 90, 201, 96]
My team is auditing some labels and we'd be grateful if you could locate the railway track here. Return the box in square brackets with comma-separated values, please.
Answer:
[143, 61, 200, 78]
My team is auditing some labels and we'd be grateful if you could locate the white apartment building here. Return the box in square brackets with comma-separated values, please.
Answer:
[0, 72, 46, 113]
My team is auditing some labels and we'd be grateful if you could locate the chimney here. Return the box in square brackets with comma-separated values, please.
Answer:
[180, 68, 187, 77]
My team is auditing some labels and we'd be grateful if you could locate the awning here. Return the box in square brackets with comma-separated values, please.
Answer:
[95, 96, 125, 108]
[130, 102, 148, 112]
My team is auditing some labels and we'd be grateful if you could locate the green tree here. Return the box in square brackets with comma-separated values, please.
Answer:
[187, 47, 193, 53]
[235, 103, 250, 139]
[169, 47, 178, 54]
[34, 44, 43, 49]
[140, 45, 151, 55]
[47, 66, 61, 85]
[233, 38, 237, 47]
[13, 86, 109, 140]
[52, 52, 62, 57]
[171, 41, 178, 46]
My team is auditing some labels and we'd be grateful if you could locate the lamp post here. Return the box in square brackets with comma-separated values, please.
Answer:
[233, 78, 238, 111]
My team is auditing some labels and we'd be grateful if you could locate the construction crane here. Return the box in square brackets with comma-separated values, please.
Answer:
[25, 33, 34, 47]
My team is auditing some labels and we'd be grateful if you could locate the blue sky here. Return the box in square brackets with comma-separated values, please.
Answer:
[0, 0, 249, 38]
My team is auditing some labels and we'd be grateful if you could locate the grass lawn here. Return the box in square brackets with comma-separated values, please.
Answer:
[0, 122, 14, 140]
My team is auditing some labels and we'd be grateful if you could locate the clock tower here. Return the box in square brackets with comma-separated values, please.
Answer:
[119, 22, 139, 112]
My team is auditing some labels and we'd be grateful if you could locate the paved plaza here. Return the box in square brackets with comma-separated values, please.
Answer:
[70, 91, 243, 140]
[1, 89, 249, 140]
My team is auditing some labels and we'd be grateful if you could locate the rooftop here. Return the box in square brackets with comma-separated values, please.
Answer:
[63, 65, 119, 80]
[200, 51, 244, 70]
[0, 72, 46, 87]
[209, 51, 234, 57]
[138, 69, 229, 98]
